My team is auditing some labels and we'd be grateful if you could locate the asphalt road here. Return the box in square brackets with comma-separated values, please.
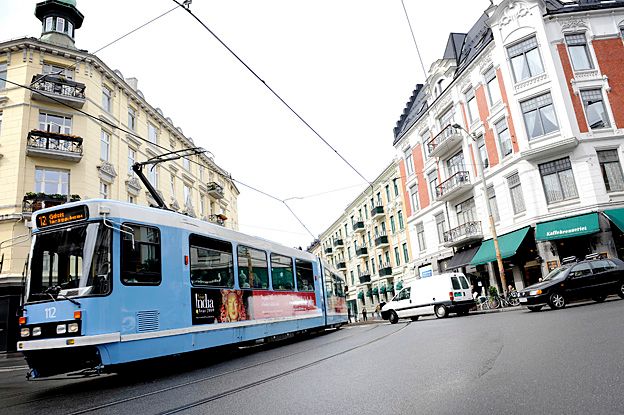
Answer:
[1, 298, 623, 415]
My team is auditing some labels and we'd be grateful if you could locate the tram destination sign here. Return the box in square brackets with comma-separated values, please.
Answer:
[36, 205, 89, 229]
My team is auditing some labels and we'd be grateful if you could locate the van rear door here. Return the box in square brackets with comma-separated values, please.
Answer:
[451, 275, 471, 301]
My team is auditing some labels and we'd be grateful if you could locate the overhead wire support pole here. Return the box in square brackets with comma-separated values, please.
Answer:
[132, 147, 207, 211]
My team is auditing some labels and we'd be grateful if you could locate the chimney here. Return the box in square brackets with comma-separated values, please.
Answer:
[125, 77, 138, 91]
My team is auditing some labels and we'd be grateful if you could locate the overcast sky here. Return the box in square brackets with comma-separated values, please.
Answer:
[2, 0, 488, 248]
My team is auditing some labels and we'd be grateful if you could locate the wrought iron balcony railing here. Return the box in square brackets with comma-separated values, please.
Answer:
[206, 182, 224, 199]
[443, 221, 483, 247]
[358, 271, 371, 284]
[374, 233, 389, 248]
[31, 74, 86, 108]
[379, 263, 393, 277]
[356, 247, 369, 258]
[26, 130, 83, 162]
[333, 238, 344, 247]
[435, 171, 471, 200]
[426, 124, 463, 157]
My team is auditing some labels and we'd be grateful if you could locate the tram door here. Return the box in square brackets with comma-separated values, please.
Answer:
[119, 224, 165, 335]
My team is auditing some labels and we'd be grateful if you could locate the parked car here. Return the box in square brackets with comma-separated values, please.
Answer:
[381, 273, 474, 323]
[518, 257, 624, 311]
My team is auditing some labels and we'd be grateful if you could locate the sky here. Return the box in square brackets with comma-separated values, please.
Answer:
[1, 0, 489, 248]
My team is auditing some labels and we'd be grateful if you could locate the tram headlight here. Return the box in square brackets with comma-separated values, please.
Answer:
[56, 324, 67, 334]
[68, 323, 79, 333]
[32, 327, 42, 337]
[20, 328, 30, 338]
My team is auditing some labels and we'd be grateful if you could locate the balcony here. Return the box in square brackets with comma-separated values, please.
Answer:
[324, 247, 333, 255]
[22, 193, 80, 214]
[371, 205, 385, 220]
[356, 247, 369, 258]
[443, 221, 483, 248]
[336, 261, 347, 270]
[435, 171, 472, 201]
[358, 271, 371, 284]
[206, 182, 224, 199]
[379, 263, 393, 277]
[427, 125, 463, 158]
[26, 130, 83, 162]
[207, 213, 227, 226]
[352, 220, 365, 233]
[333, 238, 344, 248]
[374, 234, 389, 248]
[30, 74, 86, 108]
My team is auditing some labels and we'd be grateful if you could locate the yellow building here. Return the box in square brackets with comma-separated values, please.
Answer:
[0, 0, 239, 286]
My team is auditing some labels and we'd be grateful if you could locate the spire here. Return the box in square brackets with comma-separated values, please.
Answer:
[35, 0, 84, 49]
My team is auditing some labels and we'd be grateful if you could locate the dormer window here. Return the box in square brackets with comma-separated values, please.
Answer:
[42, 15, 75, 38]
[435, 79, 445, 97]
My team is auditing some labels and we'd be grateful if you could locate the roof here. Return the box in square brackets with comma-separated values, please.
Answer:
[545, 0, 624, 15]
[393, 13, 493, 144]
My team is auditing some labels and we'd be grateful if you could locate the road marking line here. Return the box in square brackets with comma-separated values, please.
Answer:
[0, 365, 28, 373]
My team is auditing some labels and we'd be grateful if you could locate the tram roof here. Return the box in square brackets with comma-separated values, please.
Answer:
[32, 199, 317, 261]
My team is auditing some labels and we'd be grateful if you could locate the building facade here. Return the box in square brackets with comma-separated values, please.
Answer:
[393, 0, 624, 294]
[0, 0, 239, 286]
[312, 161, 414, 318]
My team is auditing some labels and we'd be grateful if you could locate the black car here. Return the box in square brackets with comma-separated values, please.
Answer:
[518, 257, 624, 311]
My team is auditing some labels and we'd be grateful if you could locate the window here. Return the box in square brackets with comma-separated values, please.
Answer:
[56, 17, 65, 33]
[128, 148, 136, 175]
[189, 234, 233, 288]
[487, 186, 500, 222]
[169, 174, 176, 197]
[128, 195, 135, 204]
[148, 165, 159, 188]
[521, 93, 559, 139]
[404, 147, 414, 175]
[438, 106, 455, 130]
[565, 33, 593, 71]
[435, 212, 447, 244]
[466, 89, 478, 123]
[390, 216, 396, 234]
[428, 170, 438, 200]
[507, 36, 544, 82]
[199, 165, 204, 181]
[128, 107, 136, 131]
[0, 63, 5, 89]
[485, 67, 502, 106]
[402, 243, 409, 263]
[122, 225, 161, 285]
[271, 253, 294, 290]
[67, 21, 74, 37]
[184, 184, 192, 207]
[456, 198, 476, 225]
[385, 185, 391, 203]
[447, 151, 465, 176]
[35, 167, 69, 195]
[591, 259, 617, 274]
[495, 118, 512, 157]
[398, 211, 404, 230]
[539, 157, 578, 204]
[507, 173, 526, 214]
[393, 179, 399, 197]
[394, 247, 401, 266]
[398, 287, 411, 301]
[148, 123, 158, 144]
[100, 130, 110, 161]
[384, 251, 391, 265]
[597, 150, 624, 192]
[581, 89, 611, 129]
[39, 112, 72, 134]
[183, 156, 191, 171]
[570, 262, 592, 278]
[477, 135, 489, 170]
[421, 130, 430, 159]
[237, 246, 268, 289]
[295, 259, 315, 291]
[410, 185, 419, 212]
[43, 63, 74, 80]
[45, 16, 53, 32]
[99, 181, 108, 199]
[347, 247, 352, 260]
[350, 271, 354, 285]
[102, 85, 112, 112]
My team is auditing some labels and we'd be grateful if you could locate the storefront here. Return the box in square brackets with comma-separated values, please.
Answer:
[534, 212, 618, 273]
[603, 209, 624, 259]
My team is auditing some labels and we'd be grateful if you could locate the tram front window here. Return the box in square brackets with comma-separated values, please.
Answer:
[28, 223, 112, 302]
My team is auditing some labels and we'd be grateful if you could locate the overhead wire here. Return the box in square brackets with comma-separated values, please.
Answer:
[170, 0, 373, 188]
[400, 0, 428, 81]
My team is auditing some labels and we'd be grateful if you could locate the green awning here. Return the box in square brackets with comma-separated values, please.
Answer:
[604, 209, 624, 232]
[535, 213, 599, 241]
[470, 227, 531, 266]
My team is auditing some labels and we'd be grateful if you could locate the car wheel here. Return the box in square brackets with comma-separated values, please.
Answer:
[593, 295, 607, 302]
[527, 306, 543, 312]
[434, 305, 448, 319]
[549, 292, 566, 310]
[410, 316, 419, 321]
[618, 282, 624, 299]
[389, 311, 399, 324]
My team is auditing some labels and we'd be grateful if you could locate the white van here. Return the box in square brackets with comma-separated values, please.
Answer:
[381, 273, 474, 324]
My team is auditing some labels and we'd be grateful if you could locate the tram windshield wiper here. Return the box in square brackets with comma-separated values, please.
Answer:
[44, 286, 81, 307]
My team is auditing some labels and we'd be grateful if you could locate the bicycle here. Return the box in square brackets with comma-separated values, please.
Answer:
[476, 295, 500, 310]
[489, 291, 521, 308]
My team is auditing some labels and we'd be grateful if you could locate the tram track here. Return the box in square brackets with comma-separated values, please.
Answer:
[4, 325, 380, 411]
[65, 322, 406, 415]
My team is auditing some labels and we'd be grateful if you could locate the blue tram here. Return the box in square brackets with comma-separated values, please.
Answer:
[17, 200, 347, 379]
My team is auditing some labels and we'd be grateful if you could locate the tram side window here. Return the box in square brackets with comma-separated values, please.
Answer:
[121, 224, 161, 285]
[271, 254, 294, 290]
[237, 245, 269, 289]
[295, 259, 315, 292]
[324, 269, 333, 297]
[190, 234, 234, 288]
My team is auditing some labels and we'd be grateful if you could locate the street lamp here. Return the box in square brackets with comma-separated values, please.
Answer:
[452, 123, 508, 296]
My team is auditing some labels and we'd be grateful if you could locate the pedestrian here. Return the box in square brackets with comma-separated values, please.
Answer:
[374, 303, 381, 319]
[362, 307, 367, 321]
[347, 308, 352, 323]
